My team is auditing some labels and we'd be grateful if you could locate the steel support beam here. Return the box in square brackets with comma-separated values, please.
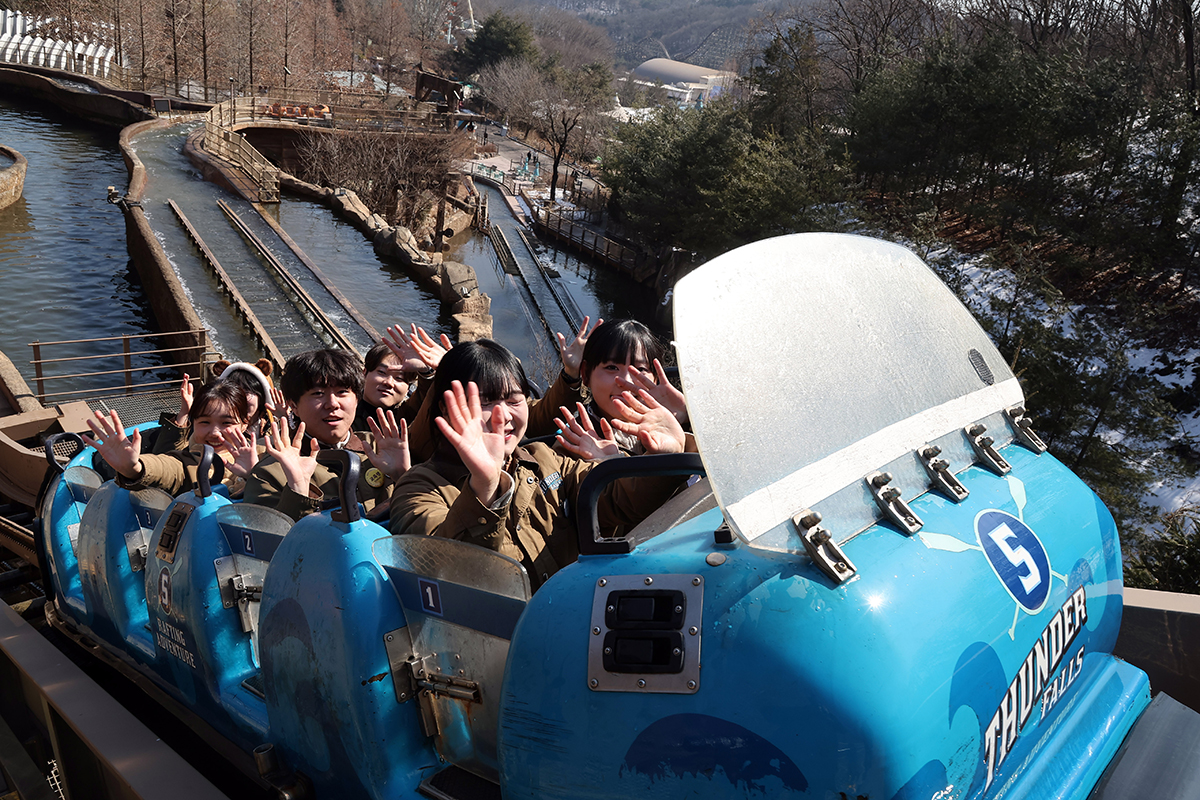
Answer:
[0, 603, 230, 800]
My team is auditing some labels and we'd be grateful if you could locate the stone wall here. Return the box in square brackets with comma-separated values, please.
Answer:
[0, 65, 153, 128]
[118, 119, 208, 366]
[0, 145, 26, 211]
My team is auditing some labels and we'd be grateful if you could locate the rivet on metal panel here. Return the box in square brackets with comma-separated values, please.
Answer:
[691, 576, 702, 586]
[589, 679, 599, 688]
[598, 578, 607, 587]
[687, 680, 697, 690]
[386, 634, 393, 642]
[644, 577, 653, 585]
[637, 680, 646, 688]
[688, 626, 698, 635]
[592, 627, 601, 635]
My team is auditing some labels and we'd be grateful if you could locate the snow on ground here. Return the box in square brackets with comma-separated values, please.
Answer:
[841, 219, 1200, 517]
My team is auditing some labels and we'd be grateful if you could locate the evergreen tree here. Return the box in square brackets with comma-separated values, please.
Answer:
[456, 11, 537, 77]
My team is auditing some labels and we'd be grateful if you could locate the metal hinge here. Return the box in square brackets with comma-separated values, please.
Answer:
[865, 471, 923, 535]
[1005, 405, 1048, 454]
[792, 510, 856, 584]
[965, 423, 1011, 475]
[919, 444, 969, 502]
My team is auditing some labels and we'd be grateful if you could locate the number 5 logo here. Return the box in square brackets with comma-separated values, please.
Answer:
[976, 510, 1051, 612]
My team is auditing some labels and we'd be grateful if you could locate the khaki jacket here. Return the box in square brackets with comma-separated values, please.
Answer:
[406, 371, 583, 464]
[244, 431, 394, 522]
[353, 373, 433, 431]
[389, 443, 680, 591]
[116, 446, 256, 497]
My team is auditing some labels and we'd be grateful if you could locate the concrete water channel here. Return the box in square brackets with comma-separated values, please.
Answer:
[0, 87, 656, 396]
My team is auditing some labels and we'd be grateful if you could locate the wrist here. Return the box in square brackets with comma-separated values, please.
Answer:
[119, 459, 144, 481]
[561, 367, 581, 384]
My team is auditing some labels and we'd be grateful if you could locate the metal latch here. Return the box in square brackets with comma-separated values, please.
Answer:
[865, 472, 923, 535]
[402, 654, 481, 738]
[792, 510, 856, 583]
[124, 528, 150, 572]
[1005, 405, 1048, 454]
[214, 557, 263, 634]
[965, 424, 1011, 475]
[919, 445, 969, 502]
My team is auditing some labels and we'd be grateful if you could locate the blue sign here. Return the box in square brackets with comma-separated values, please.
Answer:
[242, 530, 255, 555]
[974, 513, 1051, 614]
[975, 510, 1051, 612]
[418, 578, 443, 616]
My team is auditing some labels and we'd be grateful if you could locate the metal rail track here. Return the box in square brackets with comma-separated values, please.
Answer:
[514, 227, 583, 333]
[217, 199, 363, 357]
[168, 200, 288, 369]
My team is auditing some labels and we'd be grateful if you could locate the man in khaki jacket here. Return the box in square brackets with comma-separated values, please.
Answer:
[245, 349, 409, 521]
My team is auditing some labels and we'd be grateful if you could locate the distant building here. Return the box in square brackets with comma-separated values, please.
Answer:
[630, 58, 736, 105]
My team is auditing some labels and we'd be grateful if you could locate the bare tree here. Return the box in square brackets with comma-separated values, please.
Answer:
[538, 64, 610, 201]
[476, 56, 542, 134]
[406, 0, 449, 62]
[164, 0, 190, 95]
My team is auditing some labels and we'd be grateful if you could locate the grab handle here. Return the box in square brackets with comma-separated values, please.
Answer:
[316, 449, 361, 524]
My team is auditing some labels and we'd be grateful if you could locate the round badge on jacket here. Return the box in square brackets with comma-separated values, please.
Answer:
[365, 467, 386, 488]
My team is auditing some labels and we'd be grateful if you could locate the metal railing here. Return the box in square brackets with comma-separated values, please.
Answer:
[29, 330, 210, 403]
[201, 117, 280, 202]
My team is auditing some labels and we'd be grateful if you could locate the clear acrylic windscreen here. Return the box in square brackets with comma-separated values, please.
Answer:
[674, 233, 1019, 546]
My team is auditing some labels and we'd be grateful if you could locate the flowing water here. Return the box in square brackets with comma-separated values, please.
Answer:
[0, 93, 657, 395]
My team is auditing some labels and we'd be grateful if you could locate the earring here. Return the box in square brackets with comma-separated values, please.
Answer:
[579, 383, 592, 403]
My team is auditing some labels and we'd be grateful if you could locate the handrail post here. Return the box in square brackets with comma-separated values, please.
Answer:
[31, 342, 44, 401]
[123, 336, 133, 394]
[197, 329, 208, 377]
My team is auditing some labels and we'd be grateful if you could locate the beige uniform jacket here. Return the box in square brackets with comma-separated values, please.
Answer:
[405, 371, 583, 464]
[389, 443, 680, 591]
[116, 446, 256, 497]
[244, 431, 394, 522]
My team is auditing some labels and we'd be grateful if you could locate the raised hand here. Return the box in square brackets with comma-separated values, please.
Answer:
[610, 390, 685, 454]
[385, 324, 451, 372]
[435, 381, 508, 504]
[265, 415, 318, 494]
[555, 403, 619, 461]
[556, 316, 602, 379]
[269, 386, 286, 416]
[82, 409, 143, 480]
[365, 408, 410, 481]
[222, 427, 259, 478]
[619, 358, 689, 427]
[174, 373, 194, 426]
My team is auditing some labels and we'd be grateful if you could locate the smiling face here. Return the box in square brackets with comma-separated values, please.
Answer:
[584, 346, 652, 420]
[364, 352, 410, 409]
[294, 384, 358, 445]
[479, 384, 530, 457]
[190, 398, 248, 454]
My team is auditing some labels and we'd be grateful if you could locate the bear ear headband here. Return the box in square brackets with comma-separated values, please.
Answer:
[218, 362, 277, 411]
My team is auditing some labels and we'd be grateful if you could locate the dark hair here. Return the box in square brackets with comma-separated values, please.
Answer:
[280, 349, 365, 403]
[217, 370, 267, 425]
[364, 342, 394, 373]
[191, 381, 249, 424]
[430, 339, 532, 446]
[581, 319, 665, 379]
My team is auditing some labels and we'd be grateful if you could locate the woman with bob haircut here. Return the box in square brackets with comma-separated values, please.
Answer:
[577, 319, 689, 455]
[84, 381, 262, 497]
[389, 338, 688, 591]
